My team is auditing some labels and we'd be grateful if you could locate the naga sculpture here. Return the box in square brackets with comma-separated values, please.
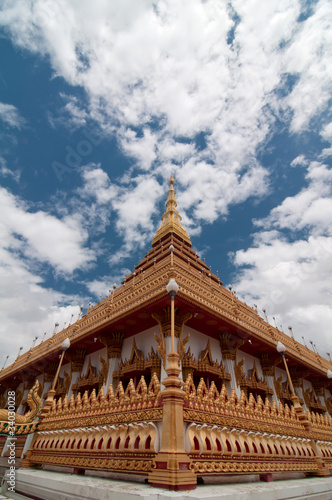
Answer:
[0, 380, 42, 425]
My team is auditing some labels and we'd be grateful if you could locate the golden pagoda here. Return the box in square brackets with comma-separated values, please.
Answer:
[0, 175, 332, 492]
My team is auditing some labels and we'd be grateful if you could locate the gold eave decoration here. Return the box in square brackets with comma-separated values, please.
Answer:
[152, 173, 191, 247]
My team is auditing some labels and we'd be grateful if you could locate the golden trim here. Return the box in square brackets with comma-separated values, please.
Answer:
[152, 174, 191, 247]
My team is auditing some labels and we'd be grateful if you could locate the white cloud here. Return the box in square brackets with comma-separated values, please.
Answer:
[110, 175, 164, 262]
[120, 128, 157, 171]
[321, 122, 332, 143]
[0, 187, 96, 274]
[0, 156, 21, 181]
[290, 155, 308, 168]
[79, 165, 118, 205]
[0, 243, 83, 366]
[255, 161, 332, 235]
[233, 233, 332, 356]
[282, 0, 332, 132]
[233, 158, 332, 357]
[85, 269, 131, 299]
[176, 158, 269, 223]
[0, 0, 308, 234]
[0, 102, 25, 128]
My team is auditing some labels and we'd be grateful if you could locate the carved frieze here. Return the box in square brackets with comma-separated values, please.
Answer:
[260, 353, 274, 377]
[69, 349, 87, 373]
[113, 339, 161, 381]
[182, 340, 231, 383]
[325, 393, 332, 417]
[303, 386, 326, 413]
[152, 308, 191, 339]
[100, 332, 124, 359]
[44, 362, 58, 383]
[289, 366, 308, 388]
[72, 357, 106, 393]
[219, 333, 244, 361]
[235, 359, 273, 396]
[55, 370, 71, 398]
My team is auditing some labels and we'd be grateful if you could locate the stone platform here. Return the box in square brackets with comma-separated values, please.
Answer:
[1, 469, 332, 500]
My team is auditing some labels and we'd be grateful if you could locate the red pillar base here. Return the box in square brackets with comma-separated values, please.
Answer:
[73, 468, 85, 475]
[260, 473, 273, 482]
[148, 451, 197, 490]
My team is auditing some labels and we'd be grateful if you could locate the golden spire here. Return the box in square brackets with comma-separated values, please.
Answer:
[152, 174, 192, 247]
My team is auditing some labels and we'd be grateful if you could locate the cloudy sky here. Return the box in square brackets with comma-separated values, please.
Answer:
[0, 0, 331, 367]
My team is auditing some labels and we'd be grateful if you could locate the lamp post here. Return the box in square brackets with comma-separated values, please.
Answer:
[41, 338, 70, 418]
[77, 305, 83, 320]
[15, 346, 23, 360]
[276, 341, 311, 431]
[52, 323, 59, 337]
[166, 278, 179, 354]
[31, 336, 38, 349]
[51, 338, 70, 391]
[1, 355, 9, 371]
[148, 279, 196, 490]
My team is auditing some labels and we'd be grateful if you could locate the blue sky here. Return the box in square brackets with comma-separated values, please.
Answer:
[0, 0, 331, 367]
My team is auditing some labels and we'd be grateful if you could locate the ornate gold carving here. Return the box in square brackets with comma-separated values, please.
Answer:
[27, 454, 154, 473]
[274, 367, 297, 404]
[113, 339, 161, 381]
[303, 387, 326, 413]
[15, 387, 24, 409]
[154, 330, 166, 370]
[182, 341, 231, 383]
[69, 349, 87, 372]
[55, 370, 71, 398]
[1, 225, 330, 386]
[99, 355, 108, 384]
[152, 308, 191, 340]
[235, 359, 272, 396]
[219, 334, 244, 361]
[289, 366, 307, 388]
[27, 420, 157, 473]
[152, 174, 191, 247]
[44, 362, 58, 383]
[0, 381, 41, 435]
[260, 353, 274, 377]
[39, 374, 162, 432]
[191, 460, 318, 474]
[184, 374, 306, 435]
[71, 357, 105, 394]
[100, 332, 124, 359]
[325, 393, 332, 417]
[184, 380, 332, 478]
[177, 328, 190, 362]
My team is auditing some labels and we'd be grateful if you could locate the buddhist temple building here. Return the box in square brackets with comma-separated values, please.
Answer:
[0, 175, 332, 493]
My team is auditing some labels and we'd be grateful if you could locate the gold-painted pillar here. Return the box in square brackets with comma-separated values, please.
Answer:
[148, 279, 196, 490]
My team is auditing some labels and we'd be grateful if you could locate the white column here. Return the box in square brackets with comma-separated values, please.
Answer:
[223, 357, 241, 398]
[104, 357, 121, 391]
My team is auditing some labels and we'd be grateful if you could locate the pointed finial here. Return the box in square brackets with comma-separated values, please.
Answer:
[152, 174, 191, 247]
